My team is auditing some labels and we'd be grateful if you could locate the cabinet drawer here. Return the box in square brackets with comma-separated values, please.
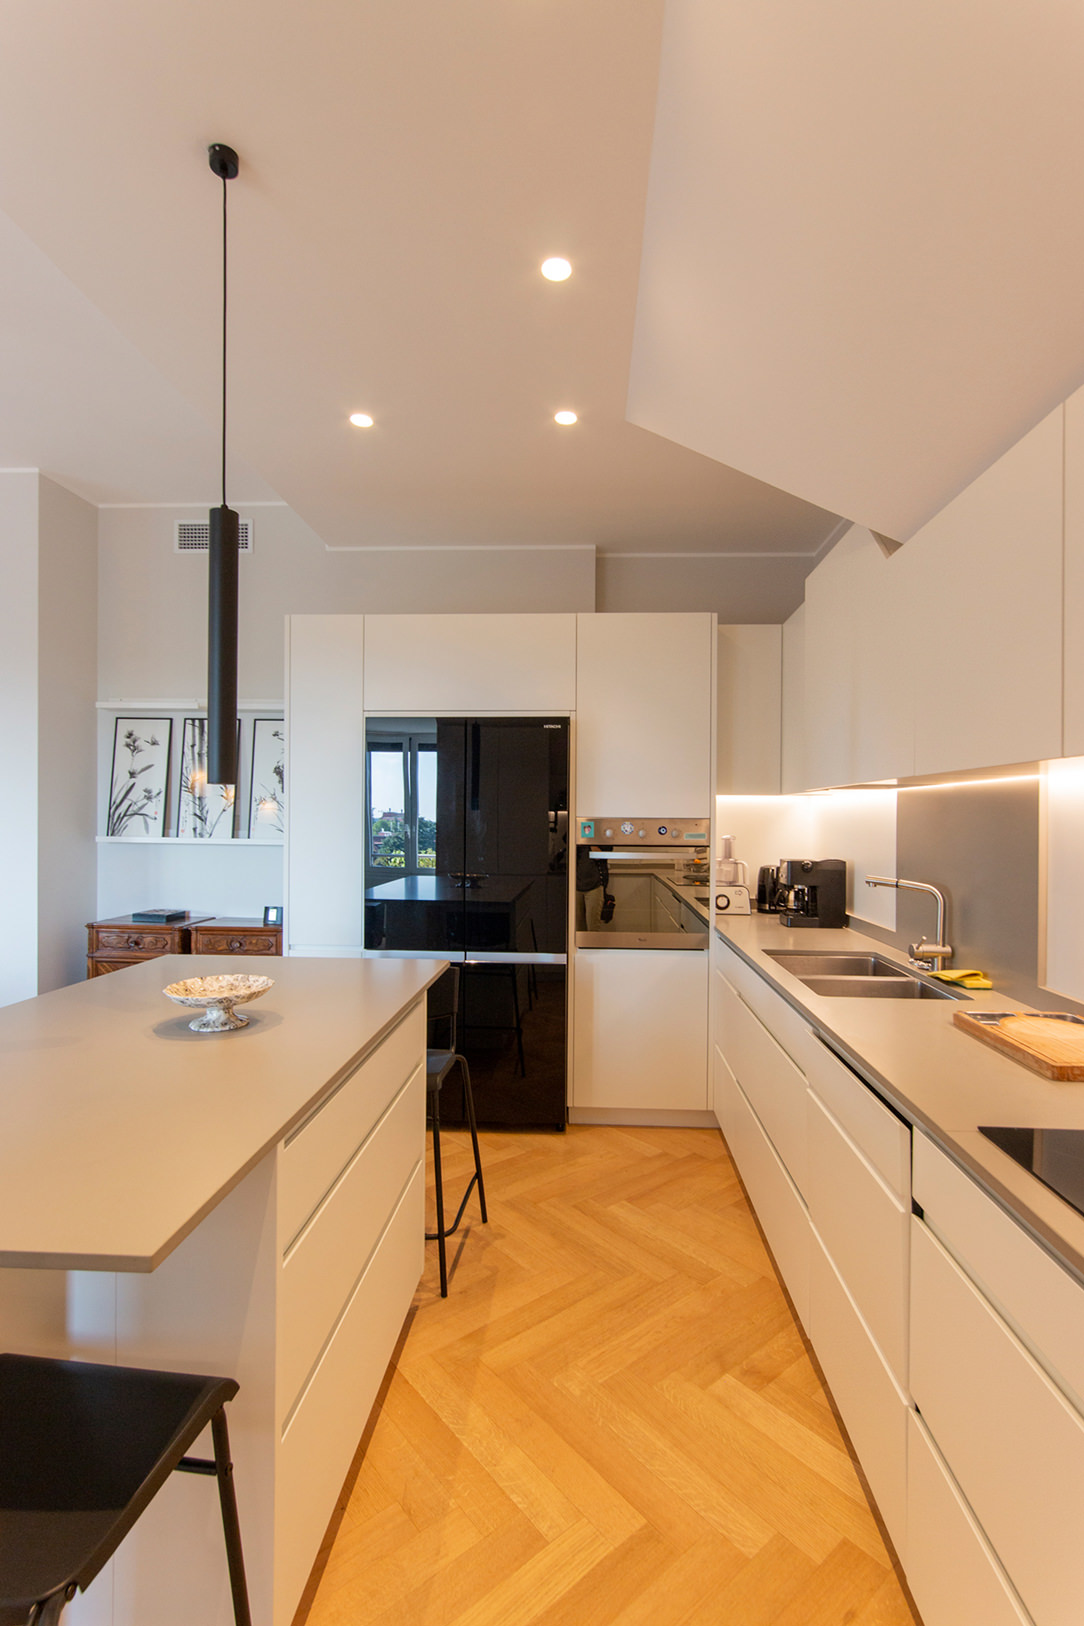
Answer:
[906, 1412, 1032, 1626]
[276, 1162, 424, 1624]
[715, 1046, 809, 1328]
[803, 1034, 910, 1200]
[716, 973, 807, 1193]
[279, 1002, 425, 1245]
[715, 943, 818, 1072]
[911, 1217, 1084, 1626]
[87, 957, 142, 977]
[808, 1229, 908, 1551]
[278, 1065, 423, 1413]
[192, 930, 280, 955]
[93, 928, 173, 955]
[807, 1092, 909, 1385]
[914, 1132, 1084, 1414]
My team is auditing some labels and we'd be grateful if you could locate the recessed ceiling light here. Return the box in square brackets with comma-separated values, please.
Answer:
[554, 410, 578, 425]
[541, 257, 572, 282]
[349, 412, 374, 428]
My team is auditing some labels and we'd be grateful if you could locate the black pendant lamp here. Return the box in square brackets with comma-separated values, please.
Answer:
[207, 141, 240, 787]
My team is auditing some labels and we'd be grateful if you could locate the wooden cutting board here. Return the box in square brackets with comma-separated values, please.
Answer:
[953, 1010, 1084, 1080]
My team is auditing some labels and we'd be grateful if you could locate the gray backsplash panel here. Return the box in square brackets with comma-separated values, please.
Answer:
[858, 774, 1080, 1013]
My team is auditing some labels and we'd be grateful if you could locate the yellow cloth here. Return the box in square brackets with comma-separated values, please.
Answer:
[930, 968, 993, 989]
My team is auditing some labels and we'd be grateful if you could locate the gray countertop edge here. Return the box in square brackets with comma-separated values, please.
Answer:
[0, 955, 448, 1273]
[714, 914, 1084, 1291]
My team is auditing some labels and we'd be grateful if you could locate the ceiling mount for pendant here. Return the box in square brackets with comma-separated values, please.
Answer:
[206, 140, 240, 788]
[208, 143, 239, 181]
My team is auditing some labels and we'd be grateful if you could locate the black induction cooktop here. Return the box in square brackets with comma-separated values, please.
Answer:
[979, 1125, 1084, 1221]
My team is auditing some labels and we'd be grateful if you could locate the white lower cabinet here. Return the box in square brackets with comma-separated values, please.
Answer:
[715, 968, 808, 1193]
[573, 949, 708, 1116]
[911, 1216, 1084, 1626]
[805, 1078, 910, 1387]
[808, 1228, 909, 1551]
[714, 943, 1084, 1624]
[714, 1043, 810, 1327]
[905, 1412, 1032, 1626]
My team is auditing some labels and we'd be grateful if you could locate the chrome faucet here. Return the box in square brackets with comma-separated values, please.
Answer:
[865, 876, 953, 971]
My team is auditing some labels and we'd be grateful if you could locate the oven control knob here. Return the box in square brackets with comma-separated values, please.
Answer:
[620, 821, 634, 835]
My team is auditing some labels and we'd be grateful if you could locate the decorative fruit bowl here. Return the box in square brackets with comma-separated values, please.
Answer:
[163, 973, 274, 1032]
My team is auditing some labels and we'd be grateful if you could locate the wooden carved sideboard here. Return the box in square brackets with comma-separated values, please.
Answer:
[86, 914, 280, 977]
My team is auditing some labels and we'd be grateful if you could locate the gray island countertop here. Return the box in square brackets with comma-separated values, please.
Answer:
[0, 954, 443, 1272]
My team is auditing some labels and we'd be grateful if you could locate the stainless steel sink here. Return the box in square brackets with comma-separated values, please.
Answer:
[763, 948, 966, 1000]
[795, 975, 958, 999]
[764, 952, 905, 978]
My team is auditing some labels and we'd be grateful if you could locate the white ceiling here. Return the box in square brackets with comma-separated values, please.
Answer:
[628, 0, 1084, 542]
[0, 0, 840, 575]
[4, 3, 1075, 579]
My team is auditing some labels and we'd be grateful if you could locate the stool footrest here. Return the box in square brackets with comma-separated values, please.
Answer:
[426, 1172, 482, 1244]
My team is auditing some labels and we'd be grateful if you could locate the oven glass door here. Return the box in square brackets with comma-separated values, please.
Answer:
[574, 855, 708, 949]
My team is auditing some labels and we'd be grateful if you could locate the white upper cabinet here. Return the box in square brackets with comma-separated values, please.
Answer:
[796, 408, 1064, 788]
[803, 527, 915, 788]
[362, 614, 576, 714]
[716, 624, 781, 794]
[1063, 387, 1084, 757]
[902, 406, 1063, 775]
[575, 613, 714, 813]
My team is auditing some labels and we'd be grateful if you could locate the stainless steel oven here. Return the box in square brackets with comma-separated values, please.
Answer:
[574, 816, 711, 950]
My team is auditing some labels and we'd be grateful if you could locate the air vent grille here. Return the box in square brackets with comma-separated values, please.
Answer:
[175, 519, 253, 554]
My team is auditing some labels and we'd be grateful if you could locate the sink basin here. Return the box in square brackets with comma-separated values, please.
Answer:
[796, 975, 958, 1000]
[764, 952, 906, 978]
[763, 948, 965, 1001]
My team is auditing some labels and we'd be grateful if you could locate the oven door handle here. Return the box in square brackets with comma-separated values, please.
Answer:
[587, 849, 673, 860]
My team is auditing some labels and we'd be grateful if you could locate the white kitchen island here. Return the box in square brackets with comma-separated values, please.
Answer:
[0, 953, 444, 1626]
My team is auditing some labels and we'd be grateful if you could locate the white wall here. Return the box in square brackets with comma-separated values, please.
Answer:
[37, 477, 97, 991]
[716, 786, 897, 929]
[597, 552, 810, 621]
[0, 472, 97, 1004]
[97, 504, 598, 701]
[0, 473, 41, 1004]
[97, 841, 283, 922]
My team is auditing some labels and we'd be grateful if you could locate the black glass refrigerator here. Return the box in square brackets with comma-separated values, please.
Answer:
[364, 716, 568, 1129]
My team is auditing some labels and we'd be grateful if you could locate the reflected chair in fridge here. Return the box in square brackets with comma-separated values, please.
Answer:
[426, 966, 488, 1297]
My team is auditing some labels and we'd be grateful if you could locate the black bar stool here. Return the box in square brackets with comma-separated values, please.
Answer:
[426, 966, 488, 1297]
[0, 1353, 251, 1626]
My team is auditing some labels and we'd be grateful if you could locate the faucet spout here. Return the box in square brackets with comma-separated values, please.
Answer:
[865, 875, 953, 971]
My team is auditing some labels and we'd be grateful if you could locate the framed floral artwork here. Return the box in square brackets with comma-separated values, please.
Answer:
[178, 717, 239, 840]
[248, 718, 285, 837]
[107, 718, 172, 836]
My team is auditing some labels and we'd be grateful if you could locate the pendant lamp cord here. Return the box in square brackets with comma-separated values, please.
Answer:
[220, 172, 228, 510]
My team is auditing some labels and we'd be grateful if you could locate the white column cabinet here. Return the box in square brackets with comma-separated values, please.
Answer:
[575, 613, 714, 812]
[285, 615, 366, 955]
[362, 613, 576, 714]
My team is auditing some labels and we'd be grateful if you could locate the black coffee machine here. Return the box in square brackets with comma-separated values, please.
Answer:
[776, 858, 847, 928]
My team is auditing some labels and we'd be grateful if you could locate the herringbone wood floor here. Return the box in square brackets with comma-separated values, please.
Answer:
[296, 1125, 921, 1625]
